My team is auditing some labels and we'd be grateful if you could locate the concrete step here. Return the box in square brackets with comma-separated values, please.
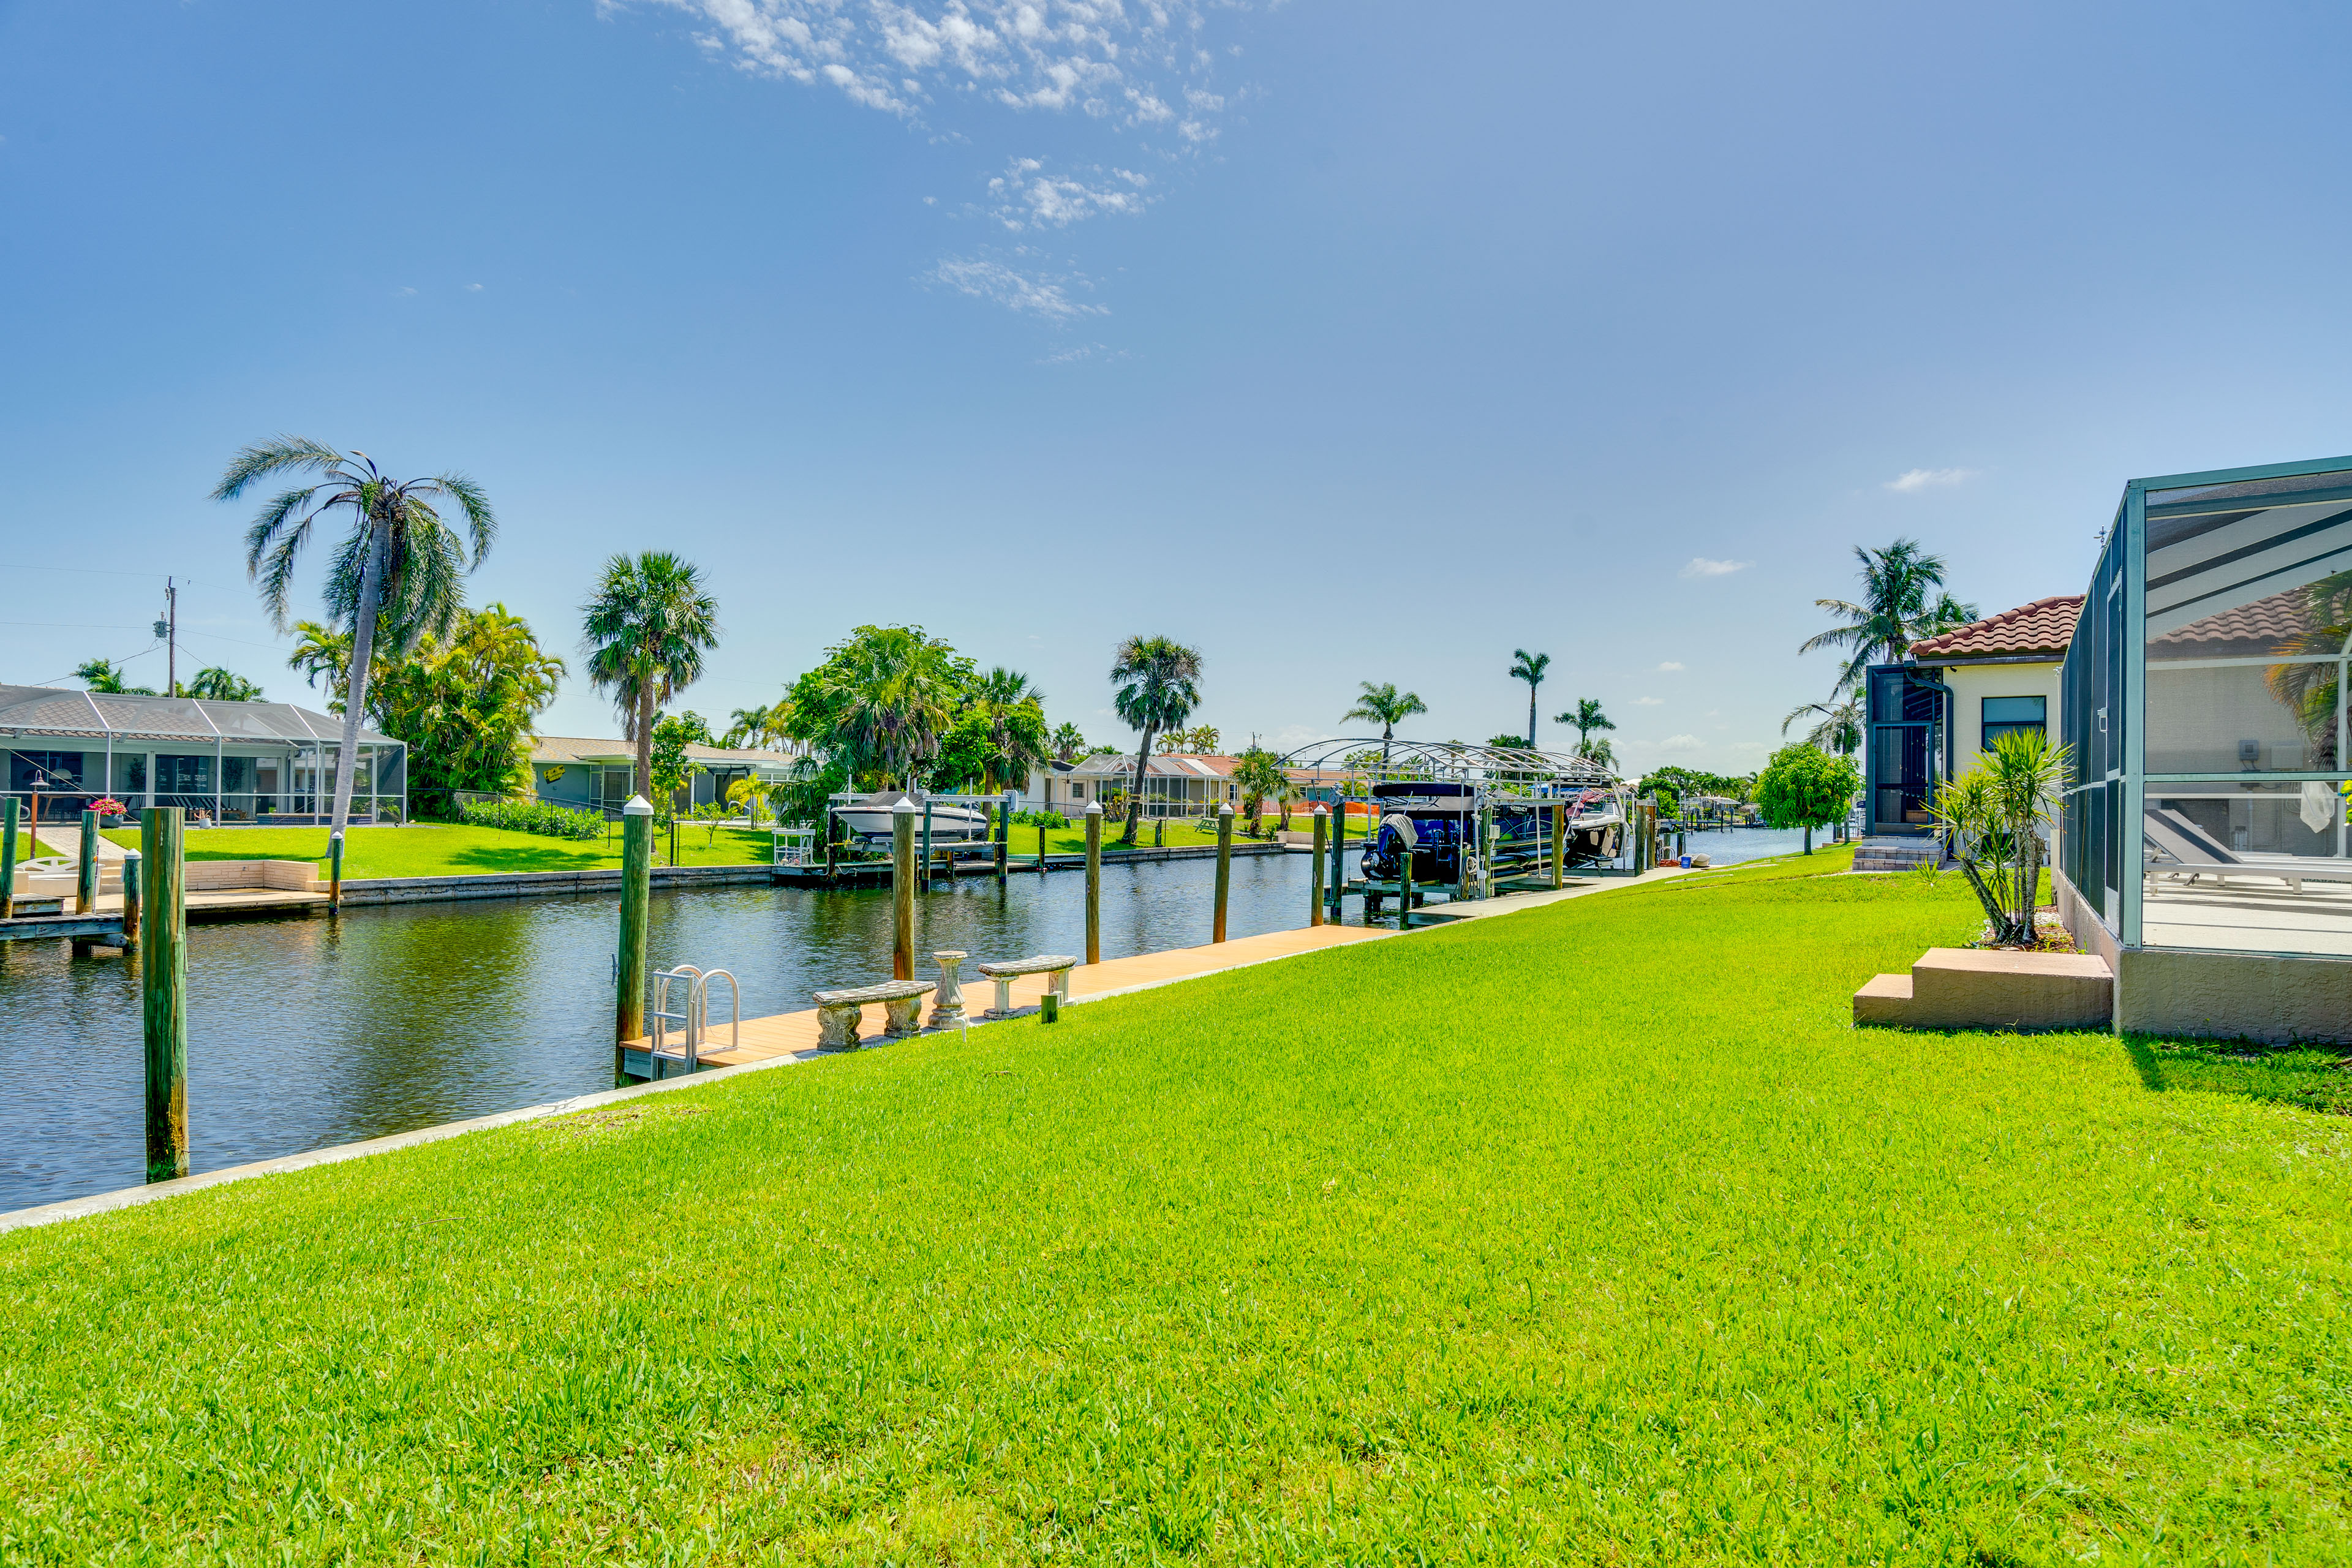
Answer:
[1853, 946, 2112, 1031]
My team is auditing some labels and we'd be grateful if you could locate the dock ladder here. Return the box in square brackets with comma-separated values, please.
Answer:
[647, 963, 741, 1078]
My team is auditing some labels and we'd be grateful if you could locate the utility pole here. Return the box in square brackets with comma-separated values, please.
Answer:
[154, 578, 178, 698]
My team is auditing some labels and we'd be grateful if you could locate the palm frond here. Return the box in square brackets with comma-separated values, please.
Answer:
[212, 435, 345, 501]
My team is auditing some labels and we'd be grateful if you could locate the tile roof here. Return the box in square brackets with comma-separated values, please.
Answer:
[1909, 595, 2084, 662]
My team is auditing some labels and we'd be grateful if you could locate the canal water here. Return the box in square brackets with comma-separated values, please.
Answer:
[0, 829, 1807, 1212]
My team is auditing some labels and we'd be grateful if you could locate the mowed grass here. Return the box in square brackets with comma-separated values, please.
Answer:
[6, 870, 2351, 1561]
[98, 823, 778, 875]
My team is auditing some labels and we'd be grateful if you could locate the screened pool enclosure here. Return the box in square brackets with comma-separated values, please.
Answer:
[0, 685, 406, 825]
[2062, 454, 2352, 958]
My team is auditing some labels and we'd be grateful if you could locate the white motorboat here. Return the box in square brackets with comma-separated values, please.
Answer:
[831, 792, 992, 843]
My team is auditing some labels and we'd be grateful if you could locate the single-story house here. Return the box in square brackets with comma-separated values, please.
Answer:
[1862, 595, 2079, 835]
[0, 685, 406, 824]
[530, 736, 801, 817]
[1027, 753, 1241, 818]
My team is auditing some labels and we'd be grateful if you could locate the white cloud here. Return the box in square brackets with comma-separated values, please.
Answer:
[1679, 557, 1752, 579]
[986, 157, 1150, 230]
[1633, 696, 1663, 706]
[465, 282, 484, 292]
[1657, 661, 1684, 673]
[1657, 734, 1705, 753]
[1038, 340, 1125, 366]
[1885, 467, 1974, 493]
[394, 285, 417, 296]
[636, 0, 1232, 134]
[929, 254, 1106, 320]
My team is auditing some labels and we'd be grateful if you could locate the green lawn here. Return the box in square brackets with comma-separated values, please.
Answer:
[7, 866, 2350, 1560]
[99, 822, 780, 876]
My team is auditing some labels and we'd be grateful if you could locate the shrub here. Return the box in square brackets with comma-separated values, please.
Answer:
[458, 796, 608, 841]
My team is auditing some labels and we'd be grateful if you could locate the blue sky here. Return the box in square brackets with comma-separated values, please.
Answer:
[5, 0, 2351, 774]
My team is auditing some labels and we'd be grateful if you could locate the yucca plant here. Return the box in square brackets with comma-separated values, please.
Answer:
[1929, 729, 2071, 946]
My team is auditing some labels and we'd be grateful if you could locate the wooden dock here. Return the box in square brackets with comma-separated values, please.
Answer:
[619, 920, 1396, 1078]
[0, 886, 329, 944]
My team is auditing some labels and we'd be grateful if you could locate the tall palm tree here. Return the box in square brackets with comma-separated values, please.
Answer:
[973, 667, 1049, 791]
[1781, 690, 1863, 756]
[74, 658, 156, 696]
[581, 552, 722, 798]
[1509, 649, 1550, 745]
[1050, 722, 1091, 763]
[1343, 681, 1427, 766]
[1801, 539, 1980, 692]
[1557, 696, 1615, 754]
[216, 439, 494, 838]
[805, 626, 966, 789]
[1110, 635, 1203, 845]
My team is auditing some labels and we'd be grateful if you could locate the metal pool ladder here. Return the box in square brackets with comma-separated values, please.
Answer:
[647, 963, 741, 1078]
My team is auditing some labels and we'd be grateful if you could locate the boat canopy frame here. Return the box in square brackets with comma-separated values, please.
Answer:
[1276, 737, 1623, 810]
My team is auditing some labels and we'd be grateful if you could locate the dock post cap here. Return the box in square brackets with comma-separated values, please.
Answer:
[892, 798, 917, 815]
[622, 795, 654, 816]
[329, 827, 344, 840]
[1311, 804, 1328, 816]
[1218, 802, 1234, 815]
[1084, 801, 1102, 816]
[123, 847, 142, 859]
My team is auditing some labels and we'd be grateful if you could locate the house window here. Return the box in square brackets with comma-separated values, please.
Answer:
[1072, 783, 1085, 799]
[155, 755, 216, 794]
[1983, 696, 2047, 748]
[11, 750, 86, 790]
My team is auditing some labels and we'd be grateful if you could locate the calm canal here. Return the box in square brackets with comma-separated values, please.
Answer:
[0, 828, 1808, 1211]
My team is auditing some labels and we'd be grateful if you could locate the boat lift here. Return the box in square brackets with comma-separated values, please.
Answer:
[1278, 737, 1630, 924]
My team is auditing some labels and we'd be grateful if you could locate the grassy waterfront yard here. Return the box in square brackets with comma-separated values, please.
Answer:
[7, 864, 2350, 1560]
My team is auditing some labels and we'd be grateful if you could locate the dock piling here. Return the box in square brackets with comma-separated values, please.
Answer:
[1399, 829, 1416, 929]
[1213, 802, 1233, 943]
[77, 809, 99, 914]
[1084, 801, 1102, 965]
[995, 793, 1011, 888]
[328, 829, 345, 908]
[1328, 799, 1348, 924]
[919, 801, 933, 894]
[140, 807, 187, 1183]
[1, 796, 18, 920]
[614, 796, 654, 1083]
[121, 849, 141, 954]
[1038, 819, 1049, 873]
[892, 800, 917, 980]
[1551, 801, 1566, 889]
[1310, 805, 1327, 927]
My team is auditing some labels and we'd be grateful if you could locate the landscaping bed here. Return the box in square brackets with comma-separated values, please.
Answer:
[7, 858, 2348, 1559]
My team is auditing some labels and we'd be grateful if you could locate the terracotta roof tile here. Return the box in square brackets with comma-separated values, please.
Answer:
[1910, 595, 2084, 661]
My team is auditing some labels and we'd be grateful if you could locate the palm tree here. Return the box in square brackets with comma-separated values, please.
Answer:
[1801, 539, 1980, 692]
[1509, 650, 1550, 745]
[1231, 745, 1289, 835]
[1781, 690, 1864, 756]
[803, 626, 966, 789]
[74, 658, 156, 696]
[216, 439, 494, 838]
[1558, 697, 1615, 753]
[1343, 681, 1428, 766]
[187, 667, 263, 702]
[580, 552, 722, 798]
[1110, 635, 1203, 845]
[973, 667, 1049, 791]
[1050, 722, 1091, 763]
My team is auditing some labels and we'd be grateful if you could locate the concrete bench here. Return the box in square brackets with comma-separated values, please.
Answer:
[810, 979, 935, 1051]
[974, 954, 1079, 1018]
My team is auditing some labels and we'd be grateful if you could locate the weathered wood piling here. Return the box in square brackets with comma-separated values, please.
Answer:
[1084, 801, 1102, 965]
[77, 809, 99, 914]
[1213, 802, 1232, 943]
[893, 801, 917, 980]
[140, 807, 187, 1183]
[1310, 805, 1327, 927]
[614, 795, 653, 1082]
[1, 796, 18, 920]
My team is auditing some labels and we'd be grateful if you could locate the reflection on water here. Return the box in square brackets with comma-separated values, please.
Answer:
[0, 852, 1344, 1210]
